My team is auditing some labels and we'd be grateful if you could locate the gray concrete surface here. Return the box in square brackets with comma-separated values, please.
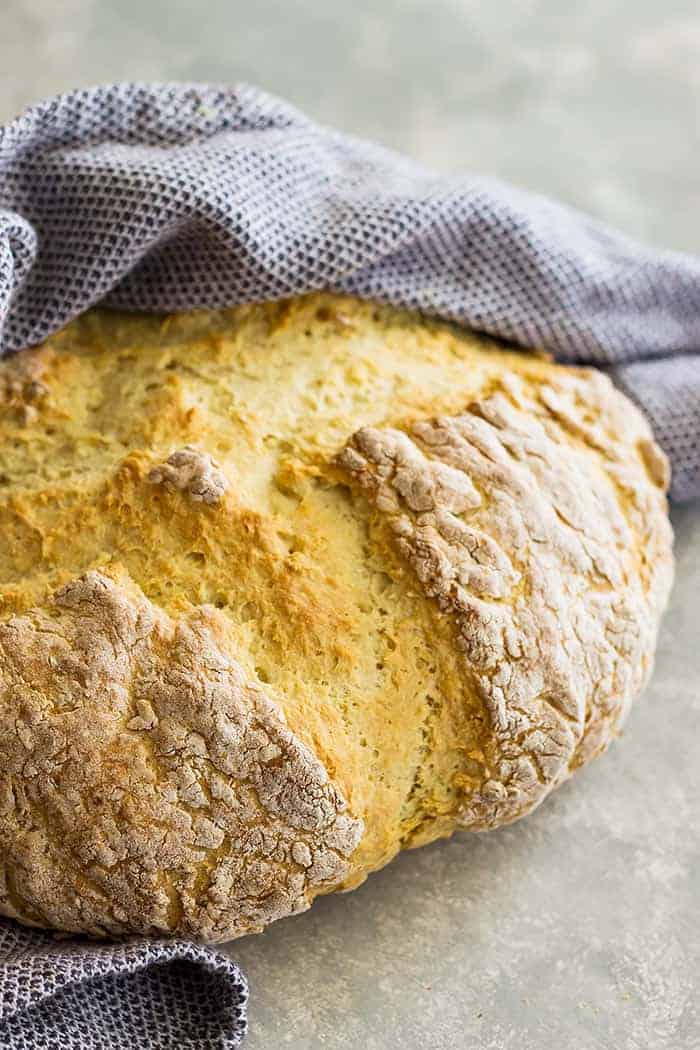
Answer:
[2, 3, 699, 1047]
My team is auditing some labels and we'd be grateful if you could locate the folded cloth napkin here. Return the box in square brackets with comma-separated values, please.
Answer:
[0, 921, 247, 1048]
[0, 78, 698, 1050]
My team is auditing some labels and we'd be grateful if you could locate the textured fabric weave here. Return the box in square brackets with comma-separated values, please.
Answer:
[1, 82, 699, 498]
[0, 921, 247, 1048]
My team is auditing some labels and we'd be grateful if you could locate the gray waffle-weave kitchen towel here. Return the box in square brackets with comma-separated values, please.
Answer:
[1, 82, 700, 498]
[0, 920, 247, 1048]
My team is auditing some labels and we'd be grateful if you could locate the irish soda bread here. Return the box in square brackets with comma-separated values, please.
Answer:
[0, 295, 673, 941]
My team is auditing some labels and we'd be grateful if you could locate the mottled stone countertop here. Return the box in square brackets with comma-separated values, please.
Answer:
[3, 2, 699, 1046]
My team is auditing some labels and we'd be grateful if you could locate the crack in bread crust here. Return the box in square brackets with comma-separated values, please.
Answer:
[0, 571, 362, 941]
[337, 371, 673, 829]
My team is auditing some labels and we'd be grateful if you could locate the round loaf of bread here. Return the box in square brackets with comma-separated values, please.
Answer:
[0, 295, 673, 941]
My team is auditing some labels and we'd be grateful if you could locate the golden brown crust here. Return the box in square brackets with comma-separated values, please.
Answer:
[0, 294, 673, 940]
[0, 570, 362, 940]
[337, 370, 673, 828]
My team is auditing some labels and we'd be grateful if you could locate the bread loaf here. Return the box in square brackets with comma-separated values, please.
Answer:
[0, 295, 673, 941]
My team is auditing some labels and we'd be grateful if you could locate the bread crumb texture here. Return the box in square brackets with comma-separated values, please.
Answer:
[0, 295, 673, 940]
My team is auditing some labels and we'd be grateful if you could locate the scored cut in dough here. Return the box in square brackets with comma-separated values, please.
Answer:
[0, 294, 673, 940]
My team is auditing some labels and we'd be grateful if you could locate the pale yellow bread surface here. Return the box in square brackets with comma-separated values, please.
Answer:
[0, 295, 673, 940]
